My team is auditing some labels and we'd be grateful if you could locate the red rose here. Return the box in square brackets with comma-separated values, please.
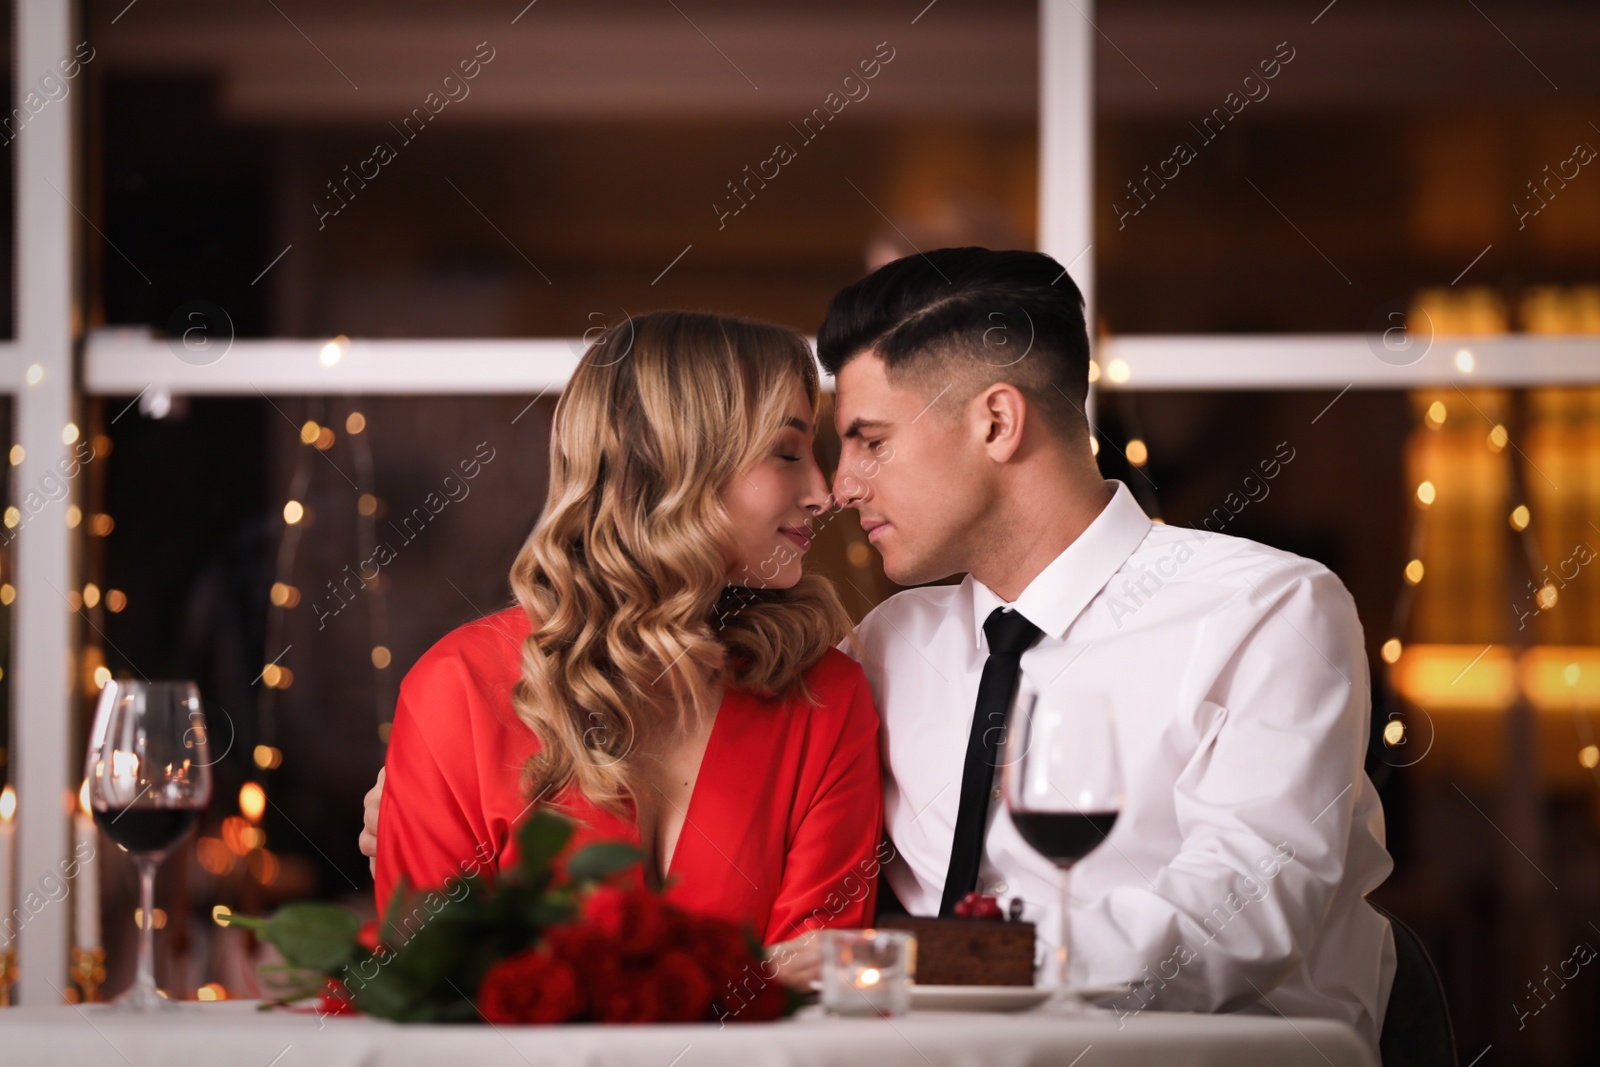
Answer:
[317, 978, 356, 1016]
[355, 920, 382, 953]
[547, 924, 624, 991]
[687, 917, 763, 993]
[478, 947, 585, 1024]
[593, 970, 662, 1023]
[651, 950, 715, 1022]
[732, 979, 787, 1023]
[580, 885, 667, 956]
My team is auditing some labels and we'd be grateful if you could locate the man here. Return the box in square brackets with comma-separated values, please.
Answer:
[816, 247, 1392, 1050]
[361, 247, 1394, 1052]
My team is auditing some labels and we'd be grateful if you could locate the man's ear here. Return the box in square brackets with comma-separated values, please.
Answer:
[975, 382, 1027, 462]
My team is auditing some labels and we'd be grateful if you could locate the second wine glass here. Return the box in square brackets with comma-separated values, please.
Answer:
[1002, 689, 1124, 1011]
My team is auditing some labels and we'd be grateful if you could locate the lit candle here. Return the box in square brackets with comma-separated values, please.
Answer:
[74, 781, 99, 950]
[0, 786, 15, 954]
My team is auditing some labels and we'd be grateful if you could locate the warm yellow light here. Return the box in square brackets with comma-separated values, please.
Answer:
[65, 505, 82, 528]
[346, 411, 367, 434]
[1454, 348, 1475, 373]
[269, 582, 299, 608]
[1581, 745, 1600, 770]
[1535, 584, 1558, 611]
[283, 500, 305, 525]
[1404, 559, 1424, 585]
[1415, 481, 1436, 507]
[320, 336, 349, 366]
[25, 363, 44, 386]
[1509, 505, 1530, 531]
[1424, 401, 1447, 429]
[252, 744, 283, 770]
[299, 420, 321, 445]
[1487, 425, 1508, 453]
[106, 589, 127, 613]
[1, 584, 16, 606]
[858, 967, 881, 987]
[1382, 720, 1406, 746]
[1381, 638, 1403, 664]
[1087, 360, 1102, 384]
[0, 786, 16, 821]
[197, 982, 229, 1001]
[134, 908, 168, 930]
[371, 646, 392, 669]
[1106, 359, 1131, 384]
[79, 778, 91, 815]
[1126, 438, 1149, 467]
[67, 591, 81, 611]
[357, 493, 379, 517]
[1564, 662, 1581, 687]
[83, 583, 101, 609]
[90, 513, 115, 536]
[93, 665, 112, 688]
[3, 507, 17, 529]
[315, 427, 335, 451]
[261, 664, 293, 690]
[8, 445, 23, 466]
[239, 782, 266, 823]
[1089, 436, 1100, 457]
[62, 423, 80, 445]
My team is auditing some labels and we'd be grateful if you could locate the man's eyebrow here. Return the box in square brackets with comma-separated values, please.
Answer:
[840, 418, 891, 439]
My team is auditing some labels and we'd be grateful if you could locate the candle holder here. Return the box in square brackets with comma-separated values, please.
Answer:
[821, 929, 915, 1018]
[69, 946, 106, 1004]
[0, 949, 16, 1007]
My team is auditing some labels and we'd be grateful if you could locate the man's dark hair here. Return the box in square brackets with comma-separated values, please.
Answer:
[816, 247, 1091, 436]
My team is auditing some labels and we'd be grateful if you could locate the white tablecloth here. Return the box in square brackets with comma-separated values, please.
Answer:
[0, 1000, 1378, 1067]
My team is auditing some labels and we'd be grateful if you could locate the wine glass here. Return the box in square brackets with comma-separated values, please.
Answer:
[1002, 689, 1124, 1011]
[84, 680, 213, 1010]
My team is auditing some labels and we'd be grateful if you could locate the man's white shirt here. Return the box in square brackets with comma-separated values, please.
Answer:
[842, 480, 1396, 1052]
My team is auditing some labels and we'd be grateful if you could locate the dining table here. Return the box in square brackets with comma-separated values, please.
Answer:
[0, 998, 1379, 1067]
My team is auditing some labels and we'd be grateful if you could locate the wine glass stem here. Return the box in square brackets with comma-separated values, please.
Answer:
[1055, 863, 1074, 1004]
[135, 857, 158, 998]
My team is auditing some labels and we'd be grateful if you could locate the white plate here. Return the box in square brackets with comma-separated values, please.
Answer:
[909, 985, 1051, 1012]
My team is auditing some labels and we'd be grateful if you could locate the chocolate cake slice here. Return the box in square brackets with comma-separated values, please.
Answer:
[876, 915, 1037, 986]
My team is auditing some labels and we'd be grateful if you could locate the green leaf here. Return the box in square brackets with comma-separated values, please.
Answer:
[512, 810, 574, 883]
[256, 902, 363, 972]
[566, 842, 642, 884]
[344, 961, 421, 1021]
[379, 878, 412, 948]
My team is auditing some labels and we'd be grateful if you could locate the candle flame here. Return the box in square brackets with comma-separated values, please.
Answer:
[858, 967, 881, 987]
[79, 778, 92, 815]
[0, 785, 15, 821]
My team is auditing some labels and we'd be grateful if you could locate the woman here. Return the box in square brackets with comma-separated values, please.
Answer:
[372, 311, 881, 977]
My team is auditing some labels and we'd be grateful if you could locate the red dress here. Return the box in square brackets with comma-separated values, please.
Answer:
[374, 607, 883, 945]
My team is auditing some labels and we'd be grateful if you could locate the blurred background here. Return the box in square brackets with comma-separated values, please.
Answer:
[0, 0, 1596, 1062]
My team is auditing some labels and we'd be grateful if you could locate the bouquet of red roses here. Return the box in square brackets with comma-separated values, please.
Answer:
[223, 809, 794, 1024]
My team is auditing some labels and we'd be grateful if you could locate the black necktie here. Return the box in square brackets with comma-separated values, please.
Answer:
[939, 607, 1044, 917]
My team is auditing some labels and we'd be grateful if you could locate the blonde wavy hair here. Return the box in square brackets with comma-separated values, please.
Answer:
[510, 310, 853, 814]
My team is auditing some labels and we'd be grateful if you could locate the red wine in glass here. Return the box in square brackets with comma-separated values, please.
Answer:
[93, 807, 202, 856]
[1009, 810, 1119, 867]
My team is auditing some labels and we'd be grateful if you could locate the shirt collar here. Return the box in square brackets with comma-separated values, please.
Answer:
[965, 480, 1153, 647]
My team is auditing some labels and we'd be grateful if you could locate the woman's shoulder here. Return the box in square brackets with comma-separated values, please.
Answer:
[398, 606, 533, 727]
[797, 647, 878, 727]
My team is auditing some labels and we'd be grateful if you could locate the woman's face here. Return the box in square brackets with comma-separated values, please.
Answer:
[721, 378, 830, 590]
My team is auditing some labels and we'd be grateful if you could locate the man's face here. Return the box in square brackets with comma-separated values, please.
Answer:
[832, 351, 988, 586]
